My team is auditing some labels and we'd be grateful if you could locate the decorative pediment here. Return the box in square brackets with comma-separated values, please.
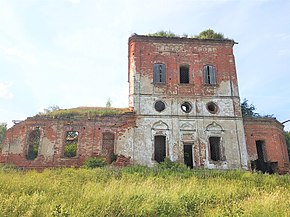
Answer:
[179, 120, 196, 131]
[152, 120, 169, 131]
[206, 121, 224, 132]
[180, 122, 195, 131]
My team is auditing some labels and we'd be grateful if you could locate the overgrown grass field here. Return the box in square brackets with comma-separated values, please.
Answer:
[0, 165, 289, 216]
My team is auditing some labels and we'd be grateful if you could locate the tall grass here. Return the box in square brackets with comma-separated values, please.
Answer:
[0, 165, 289, 216]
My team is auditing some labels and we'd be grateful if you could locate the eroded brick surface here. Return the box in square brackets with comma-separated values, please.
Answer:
[1, 114, 136, 169]
[244, 118, 289, 174]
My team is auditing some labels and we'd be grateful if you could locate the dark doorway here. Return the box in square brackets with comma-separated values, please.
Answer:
[154, 135, 166, 163]
[183, 144, 193, 168]
[209, 137, 221, 161]
[255, 140, 267, 172]
[103, 132, 115, 163]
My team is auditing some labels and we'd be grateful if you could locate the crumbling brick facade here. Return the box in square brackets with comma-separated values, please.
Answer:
[244, 118, 289, 174]
[0, 113, 136, 169]
[128, 35, 248, 169]
[0, 35, 288, 173]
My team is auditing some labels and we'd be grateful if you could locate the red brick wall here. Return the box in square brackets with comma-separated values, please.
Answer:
[0, 114, 136, 169]
[129, 35, 238, 97]
[244, 118, 289, 173]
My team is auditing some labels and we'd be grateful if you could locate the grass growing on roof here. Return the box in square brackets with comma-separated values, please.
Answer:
[38, 107, 131, 118]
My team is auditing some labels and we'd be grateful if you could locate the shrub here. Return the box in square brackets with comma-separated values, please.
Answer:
[195, 29, 225, 39]
[0, 163, 18, 171]
[64, 143, 77, 158]
[157, 158, 187, 170]
[147, 30, 178, 38]
[83, 157, 107, 169]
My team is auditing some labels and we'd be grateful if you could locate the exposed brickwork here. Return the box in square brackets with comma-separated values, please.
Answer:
[128, 35, 248, 170]
[0, 35, 288, 174]
[114, 155, 132, 167]
[244, 118, 289, 174]
[0, 114, 136, 169]
[129, 36, 239, 101]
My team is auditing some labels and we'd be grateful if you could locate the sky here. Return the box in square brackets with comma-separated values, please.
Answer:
[0, 0, 289, 130]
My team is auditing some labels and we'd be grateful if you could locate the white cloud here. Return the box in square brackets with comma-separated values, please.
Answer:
[0, 46, 37, 65]
[0, 82, 14, 99]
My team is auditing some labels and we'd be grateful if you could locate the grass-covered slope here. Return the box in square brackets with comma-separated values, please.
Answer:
[0, 166, 289, 216]
[37, 107, 132, 118]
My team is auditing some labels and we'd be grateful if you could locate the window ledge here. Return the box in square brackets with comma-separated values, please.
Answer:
[153, 83, 166, 86]
[179, 83, 193, 86]
[61, 156, 79, 159]
[204, 84, 219, 87]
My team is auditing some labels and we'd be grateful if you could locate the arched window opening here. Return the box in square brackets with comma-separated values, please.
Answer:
[26, 129, 41, 160]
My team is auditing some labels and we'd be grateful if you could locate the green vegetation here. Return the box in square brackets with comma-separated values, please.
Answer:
[241, 99, 260, 117]
[37, 107, 131, 118]
[0, 165, 289, 216]
[195, 29, 225, 39]
[241, 98, 274, 118]
[285, 131, 290, 160]
[26, 129, 41, 160]
[105, 98, 112, 108]
[147, 30, 178, 37]
[26, 143, 39, 160]
[0, 123, 7, 144]
[146, 29, 228, 40]
[83, 157, 107, 169]
[64, 143, 77, 158]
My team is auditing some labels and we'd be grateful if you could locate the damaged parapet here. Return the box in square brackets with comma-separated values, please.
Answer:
[0, 107, 136, 169]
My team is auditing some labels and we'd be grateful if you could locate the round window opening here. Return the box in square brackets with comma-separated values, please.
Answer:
[181, 102, 192, 113]
[207, 102, 218, 114]
[154, 100, 166, 112]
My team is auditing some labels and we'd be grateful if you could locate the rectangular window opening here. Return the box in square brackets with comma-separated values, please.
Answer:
[26, 129, 41, 161]
[204, 65, 216, 85]
[209, 137, 221, 161]
[180, 65, 189, 84]
[153, 63, 166, 84]
[64, 131, 78, 158]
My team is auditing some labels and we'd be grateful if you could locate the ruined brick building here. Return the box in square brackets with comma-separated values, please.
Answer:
[1, 35, 289, 173]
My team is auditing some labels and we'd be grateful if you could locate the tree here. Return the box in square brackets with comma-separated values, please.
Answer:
[106, 98, 112, 108]
[0, 123, 7, 144]
[285, 131, 290, 160]
[241, 99, 274, 118]
[241, 99, 260, 117]
[147, 30, 178, 38]
[195, 29, 225, 39]
[42, 105, 60, 114]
